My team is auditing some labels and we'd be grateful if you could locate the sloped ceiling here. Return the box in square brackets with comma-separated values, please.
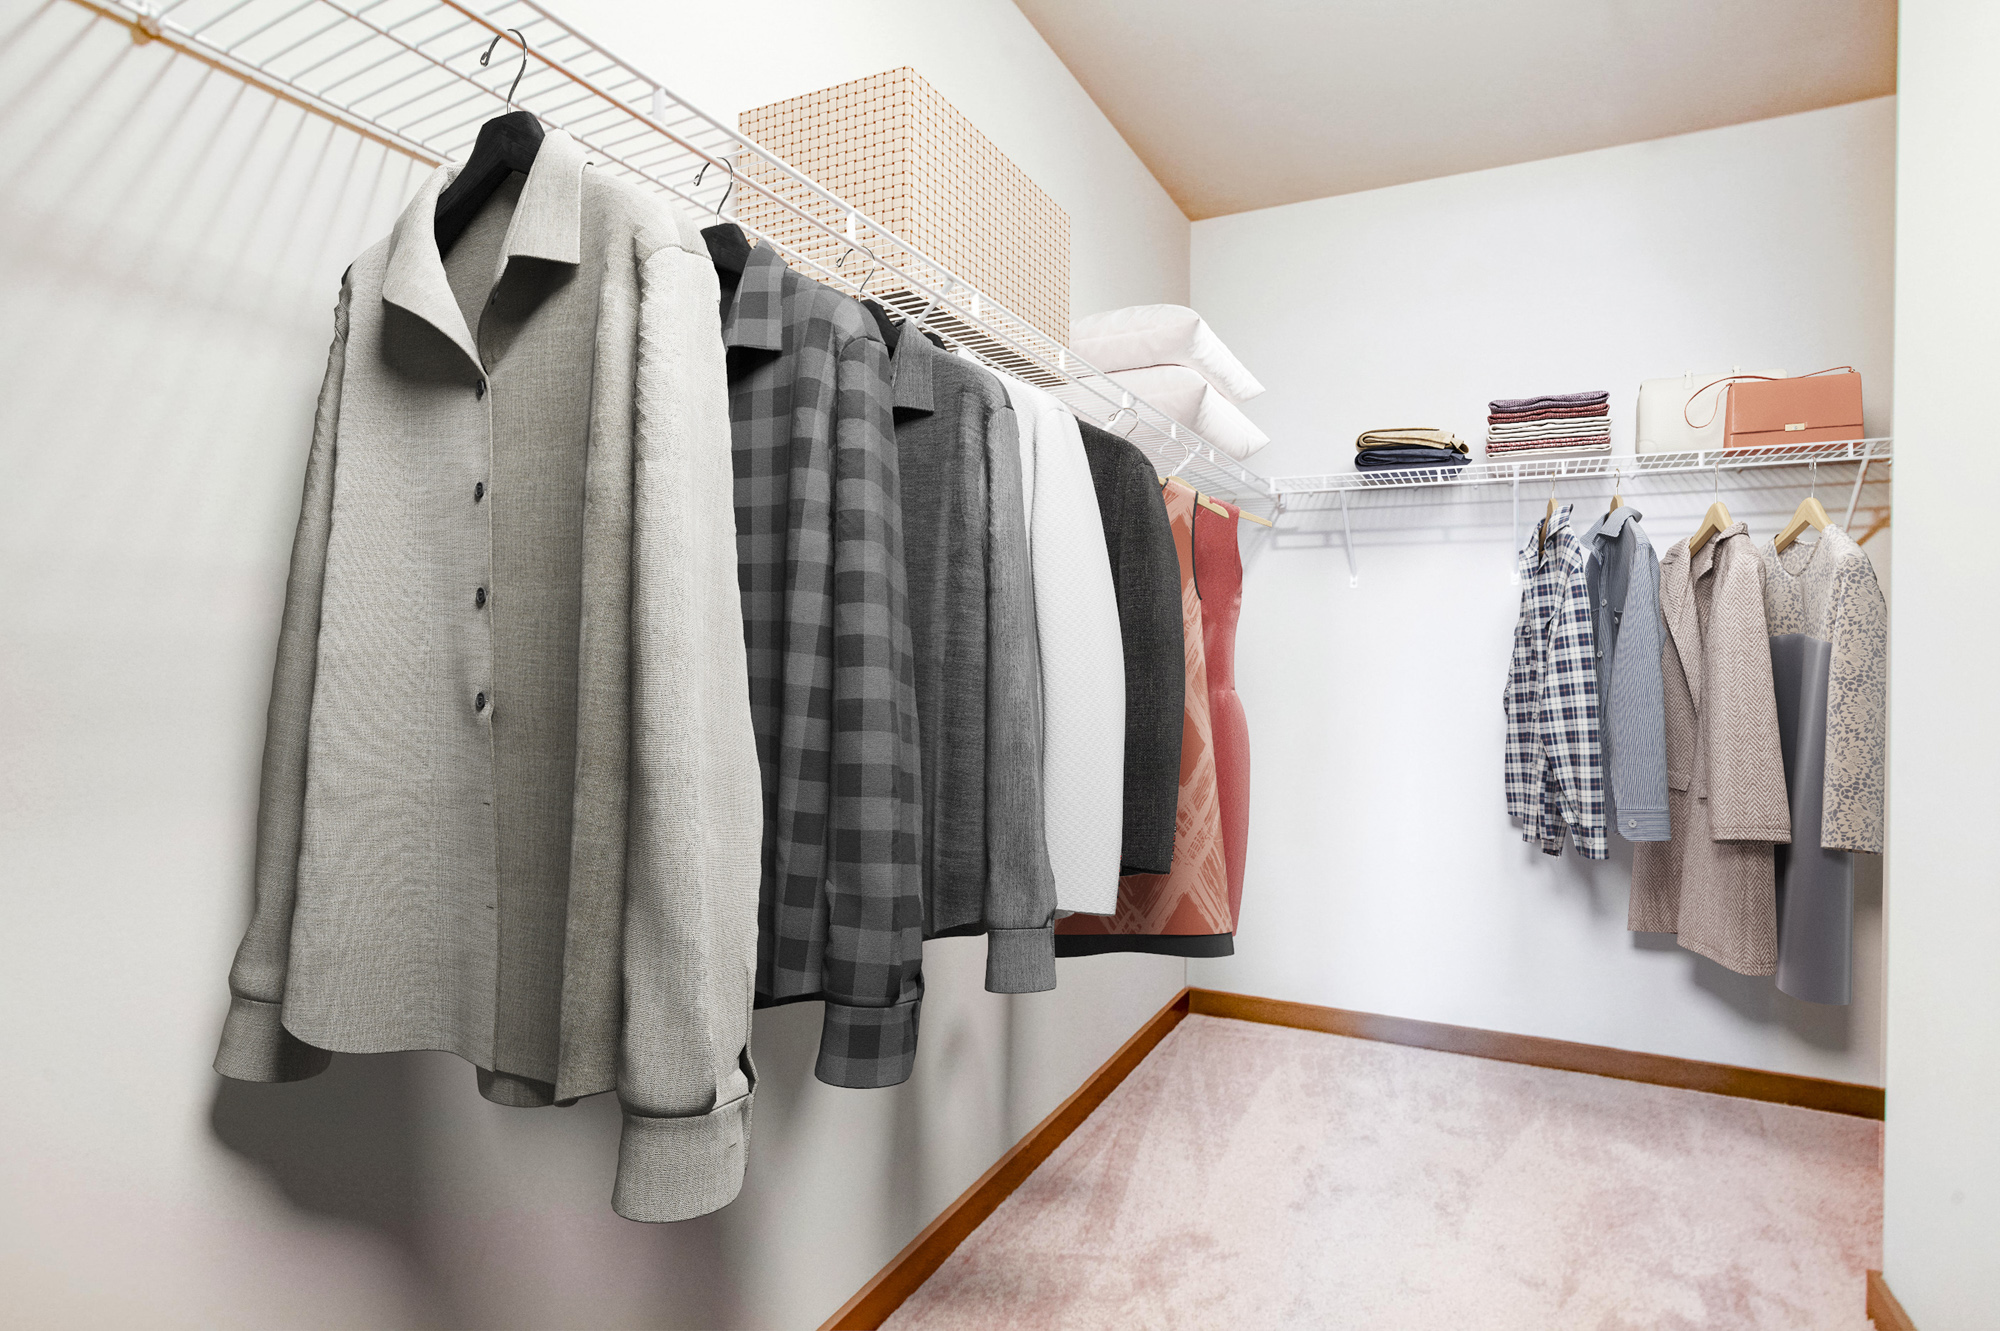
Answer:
[1012, 0, 1897, 219]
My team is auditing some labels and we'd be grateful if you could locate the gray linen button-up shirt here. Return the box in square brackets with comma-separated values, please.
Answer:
[213, 132, 763, 1224]
[719, 244, 927, 1089]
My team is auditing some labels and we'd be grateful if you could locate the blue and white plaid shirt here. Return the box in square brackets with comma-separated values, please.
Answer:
[1505, 504, 1608, 859]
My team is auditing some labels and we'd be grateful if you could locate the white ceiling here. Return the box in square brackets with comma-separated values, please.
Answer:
[1012, 0, 1897, 220]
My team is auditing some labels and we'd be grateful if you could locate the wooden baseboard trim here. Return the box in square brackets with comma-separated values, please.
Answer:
[1867, 1271, 1918, 1331]
[1187, 988, 1885, 1119]
[817, 986, 1192, 1331]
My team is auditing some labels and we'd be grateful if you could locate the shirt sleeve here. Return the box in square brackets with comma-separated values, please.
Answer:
[213, 278, 348, 1085]
[611, 243, 763, 1222]
[980, 403, 1057, 992]
[1540, 545, 1607, 860]
[1819, 548, 1888, 853]
[815, 334, 928, 1088]
[1503, 544, 1541, 825]
[1608, 532, 1671, 841]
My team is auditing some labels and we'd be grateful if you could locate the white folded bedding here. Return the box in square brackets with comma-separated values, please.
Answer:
[1106, 364, 1271, 462]
[1072, 304, 1265, 404]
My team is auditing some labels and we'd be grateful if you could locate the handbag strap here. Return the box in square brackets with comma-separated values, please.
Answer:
[1682, 366, 1856, 430]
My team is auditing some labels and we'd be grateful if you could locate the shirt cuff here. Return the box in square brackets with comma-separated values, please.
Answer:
[815, 996, 921, 1089]
[613, 1089, 753, 1223]
[984, 926, 1056, 994]
[1614, 807, 1671, 842]
[213, 995, 332, 1083]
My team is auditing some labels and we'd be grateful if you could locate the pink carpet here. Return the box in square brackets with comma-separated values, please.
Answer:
[885, 1015, 1881, 1330]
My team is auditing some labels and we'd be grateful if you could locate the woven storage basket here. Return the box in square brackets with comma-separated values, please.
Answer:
[738, 67, 1070, 339]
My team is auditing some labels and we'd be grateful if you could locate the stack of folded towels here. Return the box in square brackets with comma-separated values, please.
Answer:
[1353, 428, 1469, 472]
[1485, 391, 1611, 458]
[1071, 305, 1269, 461]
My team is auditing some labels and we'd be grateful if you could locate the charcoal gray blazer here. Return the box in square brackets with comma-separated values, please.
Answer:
[1077, 422, 1184, 874]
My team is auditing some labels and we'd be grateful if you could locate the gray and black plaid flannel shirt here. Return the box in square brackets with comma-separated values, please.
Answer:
[722, 244, 926, 1087]
[1505, 503, 1609, 860]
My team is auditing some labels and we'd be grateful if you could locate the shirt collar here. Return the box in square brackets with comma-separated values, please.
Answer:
[888, 318, 938, 422]
[1580, 503, 1643, 550]
[718, 242, 787, 369]
[1541, 501, 1576, 550]
[381, 130, 587, 368]
[1690, 520, 1747, 579]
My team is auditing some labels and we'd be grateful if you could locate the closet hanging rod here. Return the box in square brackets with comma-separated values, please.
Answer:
[82, 0, 1283, 519]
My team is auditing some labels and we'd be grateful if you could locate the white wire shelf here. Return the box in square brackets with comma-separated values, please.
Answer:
[1272, 436, 1891, 501]
[86, 0, 1281, 518]
[1271, 437, 1891, 586]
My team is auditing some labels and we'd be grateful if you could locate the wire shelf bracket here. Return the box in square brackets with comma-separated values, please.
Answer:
[82, 0, 1281, 518]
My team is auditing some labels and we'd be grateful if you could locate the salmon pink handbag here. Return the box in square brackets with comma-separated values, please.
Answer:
[1686, 367, 1864, 450]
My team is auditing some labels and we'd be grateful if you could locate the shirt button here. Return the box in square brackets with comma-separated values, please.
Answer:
[475, 378, 487, 398]
[475, 692, 488, 713]
[475, 587, 487, 609]
[474, 481, 485, 502]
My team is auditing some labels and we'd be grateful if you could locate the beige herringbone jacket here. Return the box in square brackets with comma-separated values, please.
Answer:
[1629, 524, 1791, 974]
[212, 132, 761, 1222]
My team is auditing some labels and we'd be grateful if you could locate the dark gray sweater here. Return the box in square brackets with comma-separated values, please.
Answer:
[1076, 422, 1184, 875]
[889, 328, 1056, 992]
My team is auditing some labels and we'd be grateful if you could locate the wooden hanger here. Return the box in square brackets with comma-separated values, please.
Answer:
[1774, 459, 1831, 553]
[1192, 491, 1275, 529]
[1607, 468, 1625, 514]
[1537, 479, 1558, 553]
[1688, 458, 1734, 555]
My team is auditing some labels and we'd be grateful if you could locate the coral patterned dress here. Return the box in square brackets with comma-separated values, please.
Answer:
[1194, 493, 1249, 932]
[1056, 479, 1233, 956]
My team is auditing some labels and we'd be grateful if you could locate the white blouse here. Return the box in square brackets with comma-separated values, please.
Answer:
[997, 375, 1127, 915]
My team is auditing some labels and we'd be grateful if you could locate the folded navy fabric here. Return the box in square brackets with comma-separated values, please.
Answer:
[1489, 391, 1609, 413]
[1356, 446, 1473, 471]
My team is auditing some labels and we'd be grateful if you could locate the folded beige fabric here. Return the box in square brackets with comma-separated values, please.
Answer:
[1355, 428, 1467, 454]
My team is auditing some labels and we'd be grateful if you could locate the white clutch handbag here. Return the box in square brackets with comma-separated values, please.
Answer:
[1635, 369, 1786, 454]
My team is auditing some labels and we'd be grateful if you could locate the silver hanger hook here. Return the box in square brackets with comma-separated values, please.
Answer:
[480, 28, 530, 110]
[1612, 466, 1623, 497]
[1713, 455, 1721, 501]
[692, 159, 734, 215]
[1809, 457, 1818, 498]
[834, 243, 881, 295]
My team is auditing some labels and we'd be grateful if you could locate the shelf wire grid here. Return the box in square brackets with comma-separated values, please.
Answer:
[93, 0, 1281, 517]
[1273, 437, 1891, 505]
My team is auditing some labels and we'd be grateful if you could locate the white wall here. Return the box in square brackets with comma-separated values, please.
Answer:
[1883, 2, 2000, 1325]
[0, 3, 1186, 1328]
[1187, 99, 1896, 1085]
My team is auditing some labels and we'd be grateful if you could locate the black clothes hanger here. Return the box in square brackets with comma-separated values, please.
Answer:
[433, 30, 542, 258]
[861, 299, 901, 351]
[702, 221, 751, 277]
